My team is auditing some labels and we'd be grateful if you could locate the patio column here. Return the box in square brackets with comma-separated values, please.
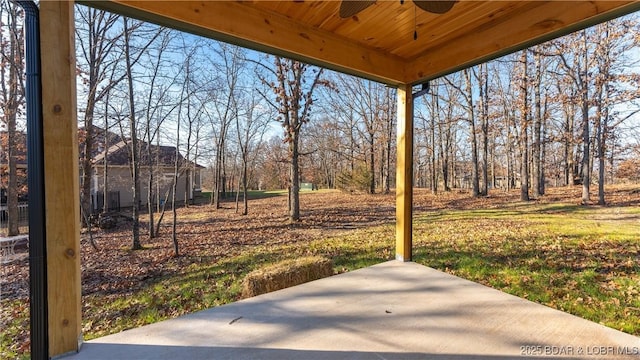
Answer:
[396, 84, 413, 262]
[40, 1, 82, 356]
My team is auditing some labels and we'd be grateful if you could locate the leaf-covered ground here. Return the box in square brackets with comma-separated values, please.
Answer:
[1, 185, 639, 358]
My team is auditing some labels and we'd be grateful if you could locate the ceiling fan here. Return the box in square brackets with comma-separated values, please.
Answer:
[339, 0, 456, 19]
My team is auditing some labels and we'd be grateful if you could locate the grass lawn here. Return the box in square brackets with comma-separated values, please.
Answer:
[198, 188, 323, 202]
[412, 203, 640, 334]
[1, 185, 639, 358]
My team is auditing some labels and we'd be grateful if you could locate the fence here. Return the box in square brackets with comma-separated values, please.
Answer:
[0, 203, 29, 230]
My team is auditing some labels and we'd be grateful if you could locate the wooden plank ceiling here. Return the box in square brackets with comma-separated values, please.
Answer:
[94, 1, 640, 86]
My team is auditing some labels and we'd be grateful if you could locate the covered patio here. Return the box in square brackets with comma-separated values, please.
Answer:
[32, 1, 640, 358]
[63, 261, 640, 359]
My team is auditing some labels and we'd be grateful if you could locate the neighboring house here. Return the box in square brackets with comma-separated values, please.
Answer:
[79, 124, 125, 160]
[87, 127, 204, 212]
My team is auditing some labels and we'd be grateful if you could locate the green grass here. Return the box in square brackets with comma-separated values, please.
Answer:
[194, 189, 285, 206]
[412, 203, 640, 334]
[199, 188, 328, 202]
[0, 299, 29, 359]
[3, 200, 639, 358]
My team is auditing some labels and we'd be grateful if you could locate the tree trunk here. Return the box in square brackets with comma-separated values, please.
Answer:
[596, 102, 606, 205]
[564, 103, 576, 186]
[212, 136, 225, 208]
[540, 98, 548, 195]
[520, 51, 530, 201]
[580, 87, 590, 203]
[185, 172, 190, 208]
[147, 146, 155, 239]
[580, 33, 591, 204]
[7, 103, 19, 236]
[596, 24, 611, 206]
[124, 18, 141, 250]
[384, 88, 393, 194]
[532, 51, 542, 198]
[478, 64, 489, 196]
[171, 145, 180, 257]
[506, 112, 515, 190]
[102, 98, 110, 214]
[430, 89, 438, 194]
[369, 135, 375, 194]
[2, 4, 23, 236]
[81, 108, 95, 221]
[289, 132, 300, 222]
[463, 69, 480, 197]
[184, 103, 193, 208]
[430, 119, 437, 195]
[439, 100, 453, 192]
[242, 159, 248, 215]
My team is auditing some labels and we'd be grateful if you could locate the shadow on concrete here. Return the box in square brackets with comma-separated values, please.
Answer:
[69, 343, 579, 360]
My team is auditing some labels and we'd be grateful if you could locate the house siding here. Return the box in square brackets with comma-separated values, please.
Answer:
[92, 166, 197, 210]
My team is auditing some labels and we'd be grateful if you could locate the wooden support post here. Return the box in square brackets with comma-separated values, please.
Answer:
[40, 1, 82, 356]
[396, 84, 413, 262]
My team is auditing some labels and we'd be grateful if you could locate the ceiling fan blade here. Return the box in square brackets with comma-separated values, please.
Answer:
[413, 0, 456, 14]
[339, 0, 376, 18]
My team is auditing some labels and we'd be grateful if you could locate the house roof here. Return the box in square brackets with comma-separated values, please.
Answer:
[93, 139, 205, 169]
[79, 125, 125, 159]
[88, 1, 640, 86]
[0, 128, 204, 170]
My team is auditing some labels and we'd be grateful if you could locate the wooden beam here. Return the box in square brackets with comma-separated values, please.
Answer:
[93, 0, 406, 85]
[40, 1, 82, 356]
[396, 84, 413, 262]
[407, 1, 640, 83]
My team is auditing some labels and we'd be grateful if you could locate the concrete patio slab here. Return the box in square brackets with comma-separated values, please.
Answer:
[63, 261, 640, 360]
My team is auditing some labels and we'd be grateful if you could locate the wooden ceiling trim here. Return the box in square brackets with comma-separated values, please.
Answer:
[407, 1, 640, 84]
[97, 0, 407, 85]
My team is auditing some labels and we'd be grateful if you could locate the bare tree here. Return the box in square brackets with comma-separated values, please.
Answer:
[531, 49, 544, 197]
[518, 50, 531, 201]
[121, 18, 163, 249]
[445, 70, 480, 196]
[334, 75, 389, 194]
[179, 44, 207, 210]
[258, 57, 328, 222]
[416, 86, 439, 193]
[235, 91, 270, 214]
[0, 0, 24, 236]
[204, 44, 244, 209]
[171, 60, 189, 257]
[122, 17, 142, 249]
[439, 79, 460, 191]
[139, 30, 184, 239]
[474, 63, 490, 195]
[552, 31, 592, 203]
[76, 6, 124, 219]
[381, 86, 395, 194]
[321, 79, 363, 190]
[305, 117, 349, 189]
[591, 19, 640, 204]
